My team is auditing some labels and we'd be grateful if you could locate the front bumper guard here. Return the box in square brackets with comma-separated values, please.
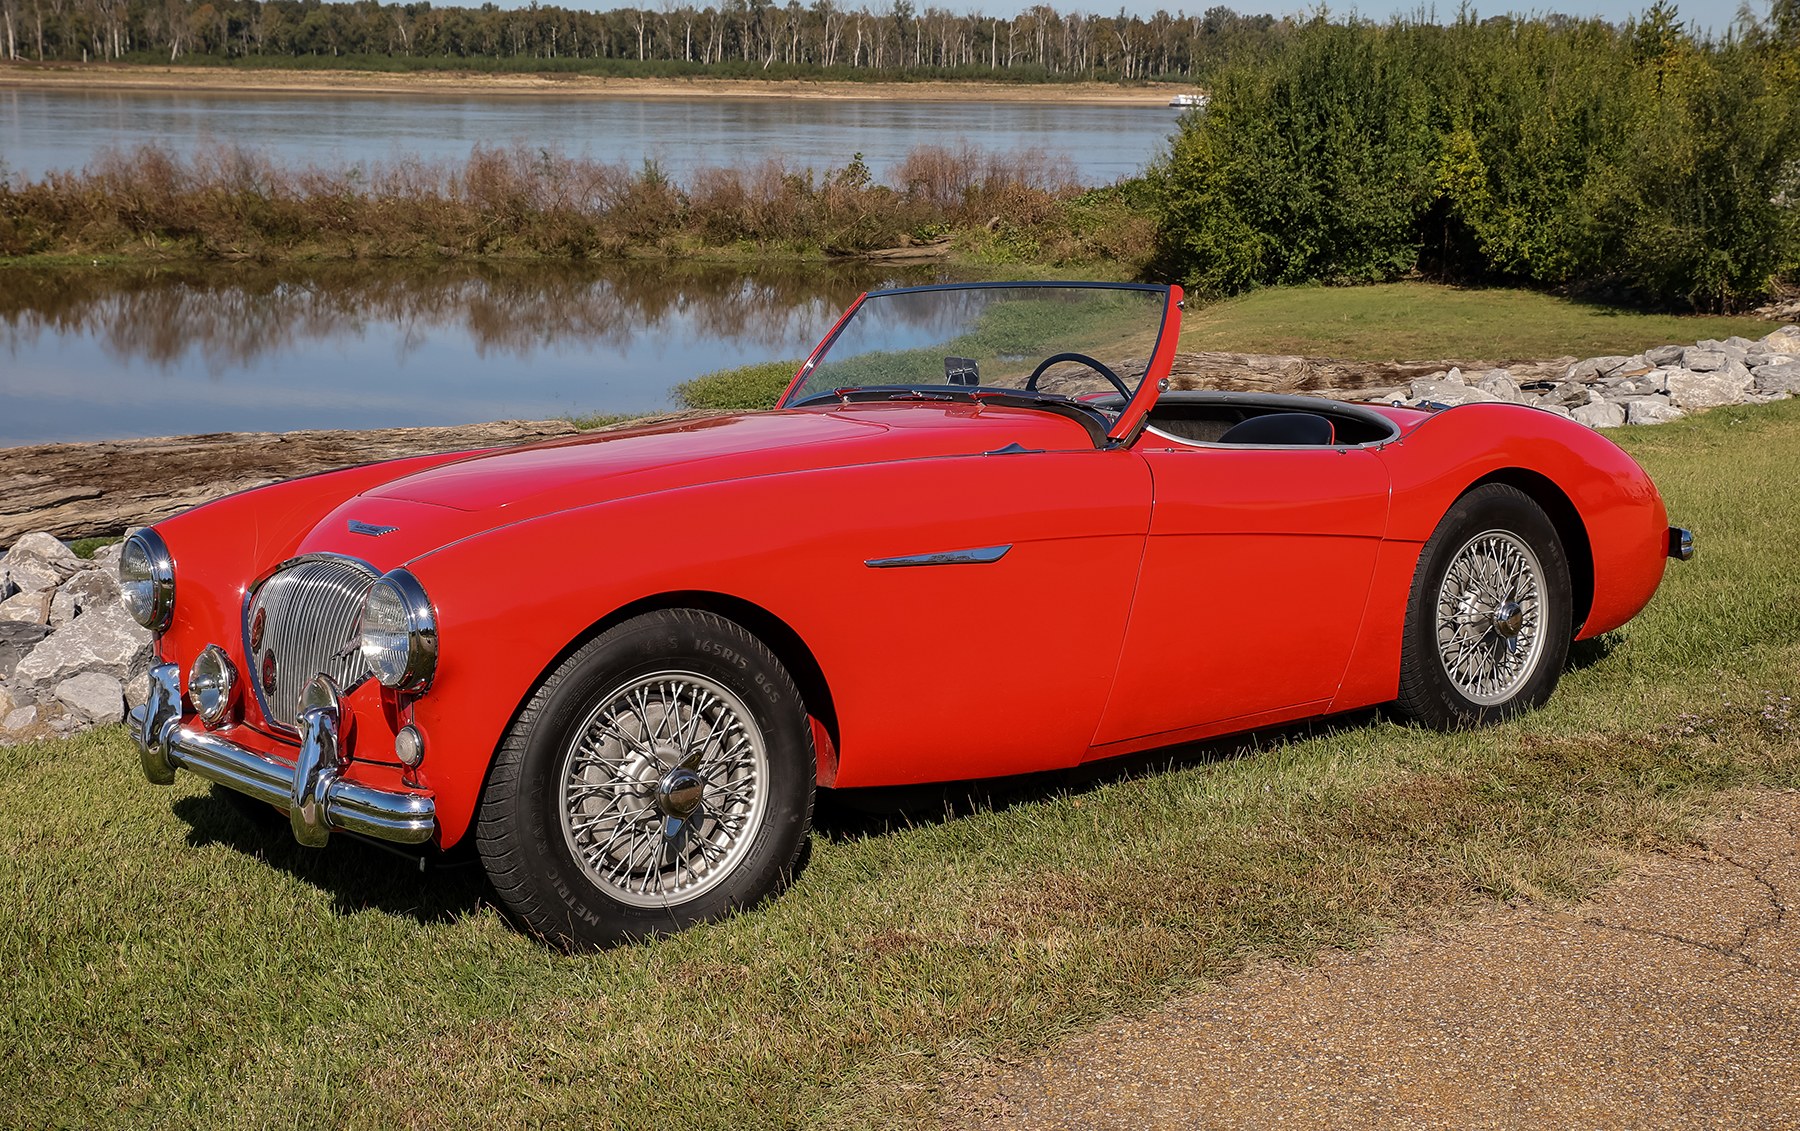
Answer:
[131, 662, 436, 847]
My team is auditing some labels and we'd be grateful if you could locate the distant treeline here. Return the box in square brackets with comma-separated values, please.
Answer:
[1151, 3, 1800, 310]
[0, 0, 1282, 80]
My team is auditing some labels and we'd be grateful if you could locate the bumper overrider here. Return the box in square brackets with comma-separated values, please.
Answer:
[130, 662, 437, 847]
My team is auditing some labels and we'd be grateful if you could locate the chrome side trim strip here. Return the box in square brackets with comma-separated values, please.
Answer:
[131, 662, 436, 847]
[864, 544, 1013, 569]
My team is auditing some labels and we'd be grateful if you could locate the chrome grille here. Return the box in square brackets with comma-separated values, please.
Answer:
[244, 556, 378, 731]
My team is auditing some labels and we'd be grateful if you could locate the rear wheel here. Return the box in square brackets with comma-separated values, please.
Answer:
[1394, 483, 1572, 729]
[477, 609, 814, 949]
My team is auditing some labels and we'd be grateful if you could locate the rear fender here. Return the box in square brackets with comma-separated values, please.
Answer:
[1378, 405, 1668, 638]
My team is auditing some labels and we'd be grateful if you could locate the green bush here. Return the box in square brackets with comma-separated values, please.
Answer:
[1149, 7, 1800, 310]
[674, 358, 804, 411]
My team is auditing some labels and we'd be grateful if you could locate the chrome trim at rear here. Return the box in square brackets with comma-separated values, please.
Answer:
[865, 544, 1013, 568]
[131, 661, 436, 847]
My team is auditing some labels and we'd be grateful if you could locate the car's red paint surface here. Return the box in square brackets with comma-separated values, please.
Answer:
[148, 286, 1676, 852]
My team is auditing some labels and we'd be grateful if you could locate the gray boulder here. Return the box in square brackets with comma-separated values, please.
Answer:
[48, 569, 121, 630]
[1626, 398, 1686, 425]
[1476, 369, 1523, 402]
[0, 591, 51, 625]
[1, 556, 66, 599]
[54, 672, 125, 725]
[1764, 326, 1800, 354]
[1646, 344, 1686, 367]
[90, 542, 124, 573]
[0, 623, 53, 682]
[1682, 348, 1727, 373]
[1536, 404, 1575, 419]
[1753, 362, 1800, 396]
[1695, 338, 1750, 363]
[1, 705, 36, 735]
[1, 533, 81, 595]
[1668, 365, 1754, 411]
[1538, 381, 1596, 408]
[11, 603, 152, 692]
[1408, 377, 1500, 406]
[1608, 369, 1669, 397]
[1572, 400, 1626, 429]
[1565, 355, 1631, 382]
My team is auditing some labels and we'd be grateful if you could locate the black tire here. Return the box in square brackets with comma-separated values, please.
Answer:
[476, 609, 814, 950]
[1393, 483, 1573, 729]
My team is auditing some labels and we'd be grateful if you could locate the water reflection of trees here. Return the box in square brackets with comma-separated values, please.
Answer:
[0, 260, 949, 374]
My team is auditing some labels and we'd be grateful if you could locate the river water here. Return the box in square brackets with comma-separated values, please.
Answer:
[0, 260, 952, 446]
[0, 88, 1179, 184]
[0, 88, 1180, 446]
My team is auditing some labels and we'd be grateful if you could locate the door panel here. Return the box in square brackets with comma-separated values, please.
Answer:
[1092, 444, 1390, 748]
[776, 447, 1153, 786]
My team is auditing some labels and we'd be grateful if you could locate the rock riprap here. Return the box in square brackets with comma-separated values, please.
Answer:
[0, 537, 151, 745]
[1379, 327, 1800, 427]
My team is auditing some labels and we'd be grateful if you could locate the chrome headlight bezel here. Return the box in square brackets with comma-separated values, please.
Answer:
[189, 643, 239, 728]
[118, 528, 176, 633]
[358, 569, 437, 693]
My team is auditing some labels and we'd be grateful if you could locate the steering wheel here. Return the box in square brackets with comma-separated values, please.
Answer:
[1024, 352, 1132, 400]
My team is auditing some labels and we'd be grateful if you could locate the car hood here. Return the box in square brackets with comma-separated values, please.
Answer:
[298, 404, 1096, 563]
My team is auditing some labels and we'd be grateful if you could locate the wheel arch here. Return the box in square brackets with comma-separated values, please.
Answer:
[507, 589, 841, 786]
[1466, 467, 1595, 635]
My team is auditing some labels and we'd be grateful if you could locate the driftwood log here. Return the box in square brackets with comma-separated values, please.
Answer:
[2, 419, 591, 547]
[0, 354, 1570, 548]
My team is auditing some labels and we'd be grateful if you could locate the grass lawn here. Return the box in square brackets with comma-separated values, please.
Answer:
[5, 400, 1799, 1128]
[1178, 282, 1782, 361]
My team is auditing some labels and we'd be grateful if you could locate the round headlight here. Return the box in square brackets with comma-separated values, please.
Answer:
[118, 529, 175, 633]
[189, 643, 238, 728]
[358, 569, 437, 693]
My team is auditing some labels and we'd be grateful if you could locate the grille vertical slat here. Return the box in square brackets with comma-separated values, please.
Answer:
[245, 557, 379, 730]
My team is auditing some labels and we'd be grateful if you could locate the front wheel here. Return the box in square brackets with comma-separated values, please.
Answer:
[476, 609, 815, 949]
[1393, 483, 1573, 729]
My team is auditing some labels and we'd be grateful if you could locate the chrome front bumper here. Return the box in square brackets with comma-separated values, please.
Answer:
[131, 662, 436, 847]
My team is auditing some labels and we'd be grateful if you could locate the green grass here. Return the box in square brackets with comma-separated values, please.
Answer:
[1179, 282, 1781, 360]
[66, 535, 121, 560]
[5, 400, 1798, 1128]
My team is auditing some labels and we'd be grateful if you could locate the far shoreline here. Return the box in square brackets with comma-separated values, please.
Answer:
[0, 61, 1183, 105]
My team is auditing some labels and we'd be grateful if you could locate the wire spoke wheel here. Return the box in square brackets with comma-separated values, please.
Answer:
[1432, 528, 1546, 706]
[557, 671, 770, 909]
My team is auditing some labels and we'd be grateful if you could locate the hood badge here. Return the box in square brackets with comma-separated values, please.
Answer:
[347, 519, 399, 537]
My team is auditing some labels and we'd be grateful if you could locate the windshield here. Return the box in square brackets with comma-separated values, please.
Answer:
[782, 283, 1173, 412]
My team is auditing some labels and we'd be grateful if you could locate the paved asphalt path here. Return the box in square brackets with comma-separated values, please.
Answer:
[954, 790, 1799, 1129]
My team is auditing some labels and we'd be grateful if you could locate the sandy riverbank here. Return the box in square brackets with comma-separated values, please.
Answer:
[0, 61, 1180, 104]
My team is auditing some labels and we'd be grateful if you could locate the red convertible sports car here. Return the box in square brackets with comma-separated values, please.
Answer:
[127, 281, 1691, 948]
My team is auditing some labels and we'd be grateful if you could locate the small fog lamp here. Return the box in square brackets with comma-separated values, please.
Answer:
[188, 644, 238, 728]
[395, 725, 425, 769]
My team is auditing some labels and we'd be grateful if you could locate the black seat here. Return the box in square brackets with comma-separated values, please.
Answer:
[1215, 411, 1336, 446]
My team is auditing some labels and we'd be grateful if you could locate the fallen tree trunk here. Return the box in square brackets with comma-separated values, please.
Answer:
[0, 419, 594, 547]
